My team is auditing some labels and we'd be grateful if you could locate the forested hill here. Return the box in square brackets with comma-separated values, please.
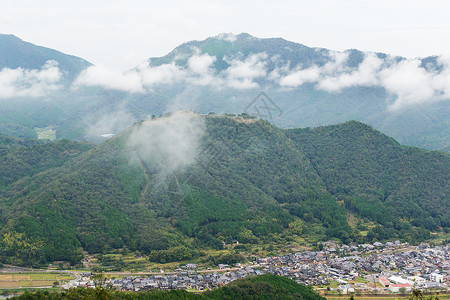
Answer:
[0, 115, 448, 267]
[0, 138, 92, 188]
[0, 133, 45, 149]
[286, 121, 450, 231]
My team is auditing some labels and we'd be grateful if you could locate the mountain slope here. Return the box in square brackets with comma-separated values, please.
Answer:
[0, 138, 92, 188]
[0, 115, 338, 265]
[0, 115, 448, 266]
[286, 121, 450, 230]
[0, 34, 91, 78]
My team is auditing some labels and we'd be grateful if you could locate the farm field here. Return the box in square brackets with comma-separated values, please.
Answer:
[0, 273, 74, 289]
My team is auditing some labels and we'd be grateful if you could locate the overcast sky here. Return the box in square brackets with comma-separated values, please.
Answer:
[2, 0, 450, 70]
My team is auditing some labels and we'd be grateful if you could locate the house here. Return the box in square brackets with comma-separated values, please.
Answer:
[430, 273, 444, 283]
[424, 281, 441, 289]
[379, 277, 390, 287]
[184, 264, 197, 269]
[390, 283, 411, 293]
[339, 284, 354, 294]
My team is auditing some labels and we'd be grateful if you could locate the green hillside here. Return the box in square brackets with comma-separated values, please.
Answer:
[0, 139, 92, 188]
[287, 121, 450, 240]
[0, 115, 448, 267]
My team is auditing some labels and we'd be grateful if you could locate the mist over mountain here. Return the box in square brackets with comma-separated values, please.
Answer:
[0, 33, 449, 151]
[0, 114, 448, 266]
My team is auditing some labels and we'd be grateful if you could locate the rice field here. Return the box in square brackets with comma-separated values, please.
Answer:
[0, 273, 74, 289]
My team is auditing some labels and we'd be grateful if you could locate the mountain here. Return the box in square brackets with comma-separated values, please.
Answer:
[0, 34, 94, 139]
[0, 114, 448, 266]
[0, 33, 449, 152]
[140, 33, 449, 150]
[287, 121, 450, 231]
[0, 34, 91, 79]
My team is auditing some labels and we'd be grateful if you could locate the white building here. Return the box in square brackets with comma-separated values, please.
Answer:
[339, 284, 355, 294]
[389, 275, 409, 284]
[430, 273, 444, 283]
[390, 283, 412, 293]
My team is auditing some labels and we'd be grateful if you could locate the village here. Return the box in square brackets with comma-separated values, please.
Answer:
[70, 241, 450, 295]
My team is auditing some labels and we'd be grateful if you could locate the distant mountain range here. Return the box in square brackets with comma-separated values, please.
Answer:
[0, 34, 91, 79]
[0, 33, 449, 152]
[0, 114, 448, 266]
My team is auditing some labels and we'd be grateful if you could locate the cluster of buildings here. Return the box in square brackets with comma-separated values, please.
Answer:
[71, 242, 450, 294]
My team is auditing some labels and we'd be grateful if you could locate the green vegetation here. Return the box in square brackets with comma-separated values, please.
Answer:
[0, 116, 448, 267]
[10, 274, 326, 299]
[287, 121, 450, 243]
[34, 127, 56, 141]
[0, 272, 73, 289]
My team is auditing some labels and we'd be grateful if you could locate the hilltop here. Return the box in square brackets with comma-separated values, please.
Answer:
[0, 114, 448, 266]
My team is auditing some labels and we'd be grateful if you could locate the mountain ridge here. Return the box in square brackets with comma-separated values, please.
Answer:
[0, 33, 91, 78]
[0, 115, 447, 266]
[0, 33, 448, 150]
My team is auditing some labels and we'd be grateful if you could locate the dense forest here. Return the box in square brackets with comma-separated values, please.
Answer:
[11, 274, 326, 300]
[0, 115, 448, 266]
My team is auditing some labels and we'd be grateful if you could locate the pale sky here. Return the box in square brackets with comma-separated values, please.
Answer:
[2, 0, 450, 70]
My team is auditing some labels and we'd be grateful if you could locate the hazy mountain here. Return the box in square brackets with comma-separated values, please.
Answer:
[0, 115, 447, 266]
[0, 34, 91, 79]
[0, 33, 449, 151]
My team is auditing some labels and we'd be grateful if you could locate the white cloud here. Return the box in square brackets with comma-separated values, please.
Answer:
[224, 53, 268, 89]
[186, 53, 218, 86]
[279, 66, 320, 87]
[322, 51, 349, 74]
[85, 107, 137, 140]
[188, 53, 216, 74]
[380, 59, 436, 110]
[73, 48, 450, 111]
[317, 53, 383, 92]
[74, 54, 219, 91]
[73, 65, 144, 93]
[0, 60, 62, 98]
[277, 50, 349, 88]
[216, 33, 238, 42]
[139, 62, 186, 86]
[127, 111, 205, 177]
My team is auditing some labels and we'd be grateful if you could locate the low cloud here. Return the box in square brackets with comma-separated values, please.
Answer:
[73, 49, 450, 111]
[139, 62, 187, 86]
[277, 50, 349, 88]
[74, 52, 270, 91]
[276, 51, 450, 110]
[317, 53, 383, 92]
[279, 66, 320, 87]
[224, 53, 268, 89]
[74, 65, 144, 93]
[127, 111, 205, 177]
[216, 33, 238, 42]
[84, 106, 138, 140]
[0, 60, 62, 98]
